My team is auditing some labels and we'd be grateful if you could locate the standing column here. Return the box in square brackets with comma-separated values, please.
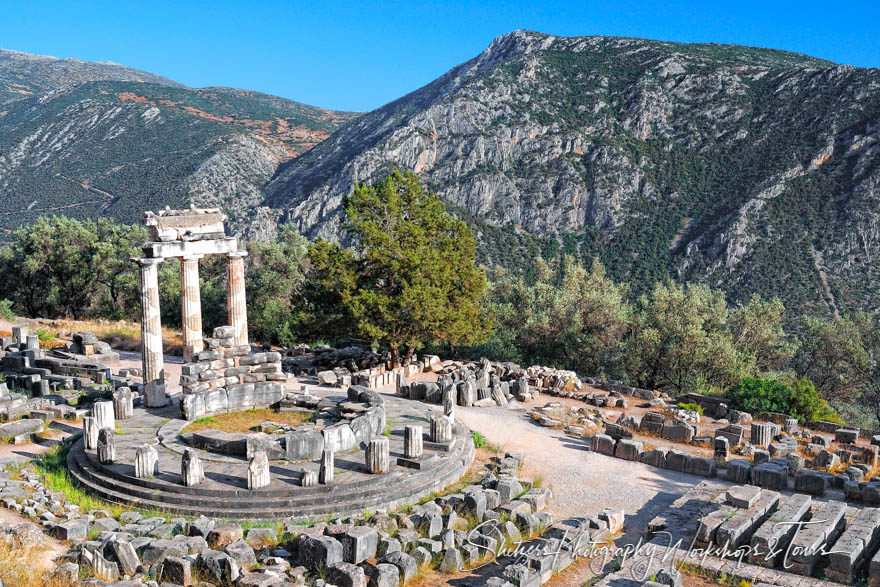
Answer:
[134, 257, 166, 407]
[180, 255, 204, 362]
[226, 250, 248, 347]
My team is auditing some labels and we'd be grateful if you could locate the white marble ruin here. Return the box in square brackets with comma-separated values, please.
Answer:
[93, 400, 115, 432]
[181, 448, 204, 487]
[135, 444, 159, 478]
[113, 387, 133, 420]
[248, 450, 270, 490]
[133, 207, 248, 407]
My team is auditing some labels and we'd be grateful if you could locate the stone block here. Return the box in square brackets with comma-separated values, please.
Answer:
[751, 463, 787, 490]
[248, 450, 270, 490]
[787, 500, 846, 576]
[589, 433, 615, 456]
[378, 551, 418, 584]
[323, 423, 357, 453]
[246, 432, 285, 460]
[639, 448, 667, 468]
[750, 422, 774, 448]
[55, 518, 89, 541]
[815, 449, 840, 469]
[836, 428, 859, 444]
[285, 428, 324, 461]
[614, 438, 642, 461]
[339, 526, 378, 564]
[749, 493, 812, 566]
[298, 534, 343, 568]
[664, 450, 692, 473]
[691, 457, 717, 477]
[726, 485, 761, 508]
[716, 489, 780, 548]
[197, 549, 240, 584]
[363, 562, 399, 587]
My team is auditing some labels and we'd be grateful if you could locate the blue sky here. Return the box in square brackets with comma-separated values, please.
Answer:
[1, 0, 877, 112]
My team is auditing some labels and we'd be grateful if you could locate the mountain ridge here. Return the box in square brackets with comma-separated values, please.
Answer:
[263, 30, 880, 322]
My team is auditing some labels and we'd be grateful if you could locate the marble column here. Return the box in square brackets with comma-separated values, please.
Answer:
[226, 251, 248, 347]
[180, 255, 204, 362]
[134, 257, 166, 407]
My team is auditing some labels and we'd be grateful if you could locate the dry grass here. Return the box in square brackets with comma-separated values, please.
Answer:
[0, 541, 68, 587]
[184, 409, 314, 433]
[31, 318, 184, 355]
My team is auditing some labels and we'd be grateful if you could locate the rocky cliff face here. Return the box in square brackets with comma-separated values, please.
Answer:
[265, 30, 880, 319]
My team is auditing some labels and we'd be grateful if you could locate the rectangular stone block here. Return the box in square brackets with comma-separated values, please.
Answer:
[589, 434, 615, 456]
[749, 493, 812, 567]
[828, 506, 880, 584]
[794, 469, 832, 495]
[751, 462, 788, 490]
[788, 500, 847, 576]
[638, 448, 667, 468]
[836, 428, 860, 444]
[715, 489, 780, 549]
[614, 439, 642, 461]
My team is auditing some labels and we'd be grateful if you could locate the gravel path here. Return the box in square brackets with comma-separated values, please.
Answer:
[456, 402, 703, 544]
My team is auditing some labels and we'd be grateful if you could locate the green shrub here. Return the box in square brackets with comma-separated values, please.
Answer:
[725, 376, 841, 424]
[472, 431, 486, 448]
[676, 402, 704, 415]
[0, 299, 14, 321]
[35, 327, 55, 342]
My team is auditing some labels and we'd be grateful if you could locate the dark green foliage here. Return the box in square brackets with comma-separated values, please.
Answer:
[726, 377, 840, 424]
[309, 171, 491, 365]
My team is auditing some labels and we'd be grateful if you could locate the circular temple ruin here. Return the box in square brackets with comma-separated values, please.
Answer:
[67, 389, 474, 520]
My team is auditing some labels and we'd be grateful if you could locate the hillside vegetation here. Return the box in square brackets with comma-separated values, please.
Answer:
[264, 30, 880, 324]
[0, 53, 357, 239]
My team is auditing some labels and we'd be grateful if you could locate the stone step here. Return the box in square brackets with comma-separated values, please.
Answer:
[74, 432, 467, 504]
[68, 436, 474, 520]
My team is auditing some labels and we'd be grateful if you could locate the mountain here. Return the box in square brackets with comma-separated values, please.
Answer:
[264, 30, 880, 321]
[0, 48, 185, 103]
[0, 52, 357, 239]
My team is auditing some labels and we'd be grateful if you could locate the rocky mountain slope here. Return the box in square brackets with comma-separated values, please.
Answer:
[0, 48, 185, 104]
[265, 30, 880, 320]
[0, 53, 357, 238]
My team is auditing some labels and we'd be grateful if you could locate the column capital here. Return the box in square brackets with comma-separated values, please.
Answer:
[226, 250, 248, 259]
[131, 257, 163, 267]
[180, 254, 205, 262]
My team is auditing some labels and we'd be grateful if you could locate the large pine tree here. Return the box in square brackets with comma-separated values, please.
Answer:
[309, 171, 490, 366]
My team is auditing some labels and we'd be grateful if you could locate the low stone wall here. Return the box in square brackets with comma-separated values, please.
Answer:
[180, 381, 285, 421]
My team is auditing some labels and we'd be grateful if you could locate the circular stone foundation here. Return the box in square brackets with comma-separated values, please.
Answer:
[67, 390, 474, 520]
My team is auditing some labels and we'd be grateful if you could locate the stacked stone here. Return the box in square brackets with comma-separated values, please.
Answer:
[787, 500, 847, 575]
[181, 326, 284, 395]
[179, 326, 287, 420]
[827, 506, 880, 583]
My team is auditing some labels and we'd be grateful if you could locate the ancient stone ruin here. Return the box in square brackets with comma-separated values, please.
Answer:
[133, 207, 248, 407]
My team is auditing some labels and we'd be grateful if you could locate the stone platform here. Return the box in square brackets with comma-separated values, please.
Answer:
[67, 392, 474, 520]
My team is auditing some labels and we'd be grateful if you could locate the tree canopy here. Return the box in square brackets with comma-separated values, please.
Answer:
[309, 171, 490, 365]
